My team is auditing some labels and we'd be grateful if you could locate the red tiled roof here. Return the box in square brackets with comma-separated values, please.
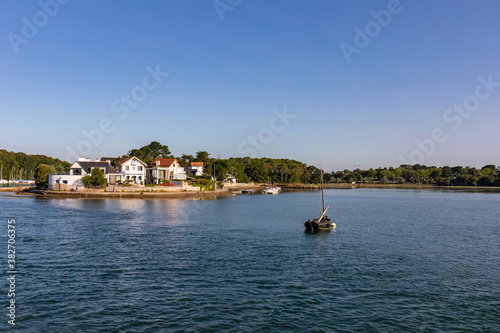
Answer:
[191, 162, 204, 167]
[153, 158, 178, 167]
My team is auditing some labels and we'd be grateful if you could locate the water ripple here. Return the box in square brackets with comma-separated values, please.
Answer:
[5, 189, 500, 331]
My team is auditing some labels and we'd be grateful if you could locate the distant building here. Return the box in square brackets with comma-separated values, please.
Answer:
[188, 162, 204, 176]
[147, 158, 186, 184]
[226, 174, 237, 183]
[116, 156, 147, 184]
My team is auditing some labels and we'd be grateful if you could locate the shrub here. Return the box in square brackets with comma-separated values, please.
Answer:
[34, 164, 57, 189]
[81, 167, 107, 187]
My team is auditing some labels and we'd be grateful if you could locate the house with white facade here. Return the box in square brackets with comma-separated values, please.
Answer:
[188, 162, 204, 176]
[226, 174, 237, 183]
[48, 157, 118, 190]
[147, 158, 186, 184]
[48, 174, 84, 190]
[68, 158, 118, 183]
[116, 156, 147, 184]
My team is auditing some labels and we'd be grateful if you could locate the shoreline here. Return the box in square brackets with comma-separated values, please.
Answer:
[8, 185, 266, 199]
[3, 183, 500, 199]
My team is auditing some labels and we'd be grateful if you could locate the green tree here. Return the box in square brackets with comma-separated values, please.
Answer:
[128, 141, 171, 166]
[245, 159, 268, 183]
[430, 168, 442, 180]
[451, 166, 463, 176]
[402, 169, 416, 183]
[365, 168, 377, 182]
[177, 154, 194, 168]
[195, 151, 211, 165]
[305, 165, 321, 184]
[148, 141, 171, 160]
[0, 149, 69, 180]
[34, 164, 57, 188]
[479, 165, 498, 186]
[442, 166, 452, 178]
[81, 167, 107, 187]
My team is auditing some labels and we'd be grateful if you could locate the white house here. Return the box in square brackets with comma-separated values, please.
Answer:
[68, 158, 118, 183]
[48, 174, 84, 190]
[147, 158, 186, 184]
[188, 162, 204, 176]
[48, 157, 118, 189]
[226, 174, 237, 183]
[116, 156, 147, 184]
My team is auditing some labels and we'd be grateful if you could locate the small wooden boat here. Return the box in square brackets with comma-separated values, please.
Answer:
[304, 205, 335, 232]
[304, 168, 335, 232]
[241, 189, 253, 194]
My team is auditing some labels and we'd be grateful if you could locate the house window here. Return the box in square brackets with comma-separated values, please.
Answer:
[138, 166, 142, 171]
[126, 166, 130, 171]
[72, 169, 82, 175]
[62, 180, 68, 184]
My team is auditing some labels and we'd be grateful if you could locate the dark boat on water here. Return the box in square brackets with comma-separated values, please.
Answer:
[304, 168, 336, 232]
[304, 205, 333, 232]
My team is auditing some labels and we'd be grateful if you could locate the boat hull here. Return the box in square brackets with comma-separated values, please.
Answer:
[304, 218, 333, 232]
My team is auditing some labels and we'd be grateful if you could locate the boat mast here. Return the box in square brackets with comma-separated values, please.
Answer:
[321, 168, 325, 213]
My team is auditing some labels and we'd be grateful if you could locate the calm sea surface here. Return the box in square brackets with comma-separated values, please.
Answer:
[1, 188, 500, 332]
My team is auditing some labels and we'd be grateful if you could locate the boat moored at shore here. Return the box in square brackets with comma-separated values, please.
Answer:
[262, 185, 281, 194]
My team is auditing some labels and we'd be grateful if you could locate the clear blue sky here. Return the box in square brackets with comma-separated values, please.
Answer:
[1, 0, 499, 171]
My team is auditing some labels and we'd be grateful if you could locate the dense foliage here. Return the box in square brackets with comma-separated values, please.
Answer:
[81, 167, 107, 187]
[323, 164, 500, 186]
[34, 164, 57, 188]
[199, 157, 499, 187]
[123, 143, 500, 187]
[200, 157, 312, 184]
[122, 141, 172, 166]
[0, 149, 70, 180]
[6, 143, 498, 188]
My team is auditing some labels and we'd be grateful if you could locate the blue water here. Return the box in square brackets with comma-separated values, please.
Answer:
[1, 188, 500, 332]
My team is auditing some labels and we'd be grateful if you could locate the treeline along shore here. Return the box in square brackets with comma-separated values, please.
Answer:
[1, 146, 499, 190]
